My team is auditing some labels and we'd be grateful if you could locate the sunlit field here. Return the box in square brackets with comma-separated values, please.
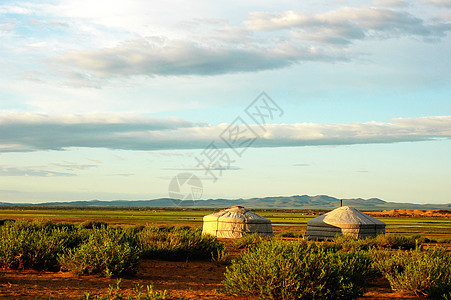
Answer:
[1, 208, 449, 240]
[0, 207, 450, 299]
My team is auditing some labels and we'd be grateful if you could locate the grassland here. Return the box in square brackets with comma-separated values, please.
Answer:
[0, 208, 450, 300]
[0, 208, 317, 224]
[0, 208, 449, 239]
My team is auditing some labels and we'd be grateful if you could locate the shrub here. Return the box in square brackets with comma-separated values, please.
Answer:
[372, 246, 451, 299]
[326, 235, 374, 251]
[59, 227, 140, 277]
[0, 220, 81, 270]
[0, 219, 15, 226]
[437, 237, 451, 244]
[373, 234, 419, 250]
[85, 279, 168, 300]
[78, 220, 109, 229]
[223, 240, 376, 299]
[173, 225, 192, 232]
[53, 222, 77, 231]
[211, 248, 231, 266]
[231, 233, 273, 250]
[277, 232, 304, 238]
[138, 226, 223, 260]
[124, 224, 146, 234]
[278, 232, 295, 238]
[328, 234, 427, 252]
[0, 221, 222, 275]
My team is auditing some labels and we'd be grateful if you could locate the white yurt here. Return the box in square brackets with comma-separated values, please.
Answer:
[202, 206, 273, 238]
[306, 206, 385, 240]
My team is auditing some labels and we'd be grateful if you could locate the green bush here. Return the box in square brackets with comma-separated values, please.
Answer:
[277, 232, 304, 238]
[138, 226, 223, 260]
[123, 224, 146, 235]
[0, 220, 81, 270]
[231, 233, 273, 250]
[211, 248, 231, 266]
[324, 235, 374, 251]
[78, 220, 109, 229]
[85, 279, 168, 300]
[437, 237, 451, 244]
[373, 246, 451, 299]
[327, 234, 426, 251]
[373, 234, 419, 250]
[0, 221, 222, 276]
[59, 227, 141, 277]
[53, 222, 77, 231]
[223, 240, 376, 299]
[0, 219, 15, 226]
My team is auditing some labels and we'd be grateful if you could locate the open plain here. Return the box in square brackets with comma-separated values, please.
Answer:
[0, 208, 450, 299]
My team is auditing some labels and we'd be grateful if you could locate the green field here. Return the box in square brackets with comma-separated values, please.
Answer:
[0, 209, 450, 299]
[0, 208, 450, 239]
[0, 208, 316, 224]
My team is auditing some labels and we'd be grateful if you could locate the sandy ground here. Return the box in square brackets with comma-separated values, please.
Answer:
[0, 257, 427, 300]
[366, 209, 450, 218]
[0, 259, 258, 300]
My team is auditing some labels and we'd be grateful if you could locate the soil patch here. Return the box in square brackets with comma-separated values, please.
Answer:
[0, 258, 426, 300]
[357, 277, 423, 300]
[366, 209, 450, 218]
[0, 259, 258, 300]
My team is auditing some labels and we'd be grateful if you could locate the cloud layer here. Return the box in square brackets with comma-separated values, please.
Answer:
[0, 113, 449, 152]
[54, 37, 344, 78]
[245, 7, 451, 44]
[34, 3, 449, 80]
[0, 166, 76, 177]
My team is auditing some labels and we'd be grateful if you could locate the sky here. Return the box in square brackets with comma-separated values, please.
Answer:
[0, 0, 450, 204]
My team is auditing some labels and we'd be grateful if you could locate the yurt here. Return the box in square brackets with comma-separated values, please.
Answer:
[202, 206, 273, 238]
[306, 206, 385, 240]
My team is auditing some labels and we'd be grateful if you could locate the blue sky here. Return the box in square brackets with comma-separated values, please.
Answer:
[0, 0, 450, 204]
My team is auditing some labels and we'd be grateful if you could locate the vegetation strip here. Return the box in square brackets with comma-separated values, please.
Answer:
[0, 218, 450, 299]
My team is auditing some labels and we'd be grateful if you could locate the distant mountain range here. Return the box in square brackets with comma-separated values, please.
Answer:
[0, 195, 449, 211]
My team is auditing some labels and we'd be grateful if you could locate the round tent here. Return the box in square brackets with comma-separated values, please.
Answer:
[202, 206, 273, 238]
[306, 206, 385, 240]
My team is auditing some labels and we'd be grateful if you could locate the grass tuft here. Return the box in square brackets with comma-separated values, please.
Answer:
[223, 240, 376, 299]
[372, 246, 451, 299]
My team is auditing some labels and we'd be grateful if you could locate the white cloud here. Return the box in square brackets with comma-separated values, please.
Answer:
[420, 0, 451, 8]
[2, 1, 449, 85]
[50, 162, 97, 170]
[0, 113, 449, 152]
[372, 0, 410, 7]
[29, 18, 69, 28]
[163, 165, 241, 171]
[7, 0, 219, 40]
[260, 116, 451, 142]
[111, 173, 135, 177]
[0, 166, 76, 177]
[0, 21, 15, 38]
[0, 4, 33, 14]
[0, 112, 194, 127]
[245, 7, 451, 44]
[0, 23, 14, 31]
[52, 37, 346, 79]
[44, 4, 451, 82]
[0, 143, 36, 152]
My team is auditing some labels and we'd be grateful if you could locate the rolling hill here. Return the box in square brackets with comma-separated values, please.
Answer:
[0, 195, 449, 211]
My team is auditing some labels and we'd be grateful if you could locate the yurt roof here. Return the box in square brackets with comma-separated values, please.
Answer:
[203, 206, 271, 224]
[307, 206, 385, 228]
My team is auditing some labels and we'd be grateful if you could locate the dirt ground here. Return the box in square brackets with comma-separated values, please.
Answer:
[0, 259, 258, 300]
[366, 209, 450, 218]
[0, 258, 425, 300]
[0, 237, 431, 300]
